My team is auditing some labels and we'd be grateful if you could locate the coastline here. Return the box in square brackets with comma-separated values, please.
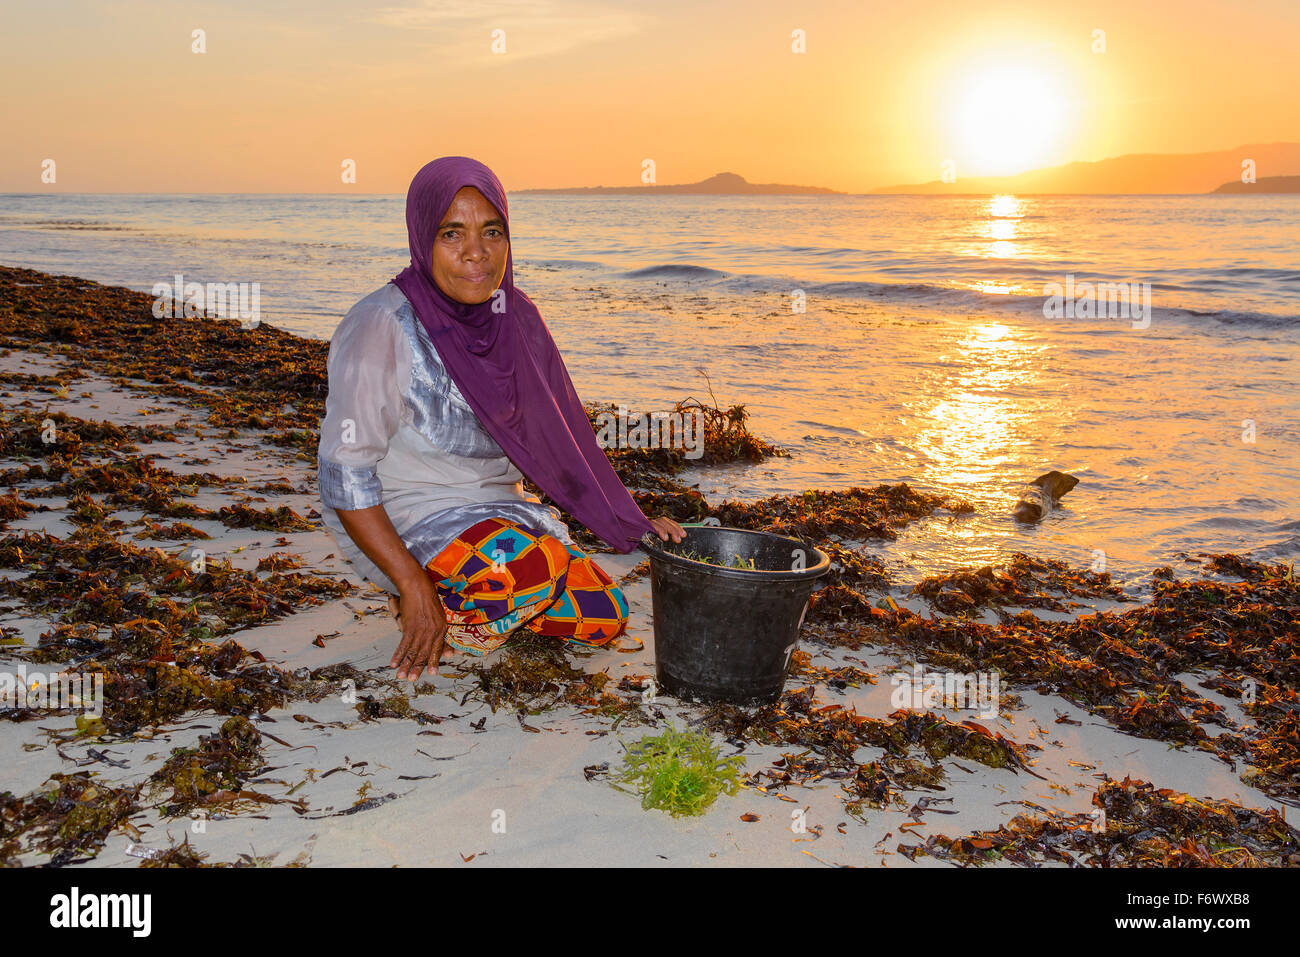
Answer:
[0, 265, 1296, 867]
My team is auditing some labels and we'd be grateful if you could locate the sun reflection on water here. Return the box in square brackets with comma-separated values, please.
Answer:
[961, 194, 1027, 262]
[901, 319, 1046, 567]
[913, 321, 1037, 489]
[989, 195, 1022, 218]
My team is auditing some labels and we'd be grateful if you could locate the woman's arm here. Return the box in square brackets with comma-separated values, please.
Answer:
[318, 300, 447, 681]
[333, 504, 449, 681]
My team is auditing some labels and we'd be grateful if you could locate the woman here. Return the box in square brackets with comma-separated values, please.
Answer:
[317, 156, 685, 682]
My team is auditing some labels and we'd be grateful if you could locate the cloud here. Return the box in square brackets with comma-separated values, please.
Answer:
[369, 0, 650, 62]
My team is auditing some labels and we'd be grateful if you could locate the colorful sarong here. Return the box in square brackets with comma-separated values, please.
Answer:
[425, 517, 630, 656]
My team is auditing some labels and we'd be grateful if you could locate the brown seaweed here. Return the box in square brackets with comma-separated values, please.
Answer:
[0, 771, 142, 866]
[899, 775, 1300, 867]
[912, 552, 1129, 616]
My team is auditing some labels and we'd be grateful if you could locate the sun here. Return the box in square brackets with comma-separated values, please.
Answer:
[951, 63, 1068, 176]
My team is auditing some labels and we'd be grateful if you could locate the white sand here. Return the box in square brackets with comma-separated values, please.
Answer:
[0, 344, 1288, 867]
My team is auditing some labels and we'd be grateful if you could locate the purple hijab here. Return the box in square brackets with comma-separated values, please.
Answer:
[393, 156, 655, 553]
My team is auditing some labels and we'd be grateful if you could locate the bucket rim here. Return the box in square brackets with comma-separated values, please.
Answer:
[637, 523, 831, 581]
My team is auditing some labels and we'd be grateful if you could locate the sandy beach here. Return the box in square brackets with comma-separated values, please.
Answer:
[1, 266, 1296, 868]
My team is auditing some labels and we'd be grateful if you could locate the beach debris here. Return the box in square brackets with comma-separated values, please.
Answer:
[898, 775, 1300, 867]
[706, 685, 1034, 771]
[313, 791, 405, 818]
[0, 526, 353, 733]
[257, 551, 306, 572]
[610, 723, 746, 817]
[1011, 470, 1079, 523]
[911, 552, 1128, 617]
[853, 553, 1300, 803]
[355, 692, 444, 726]
[149, 715, 269, 816]
[586, 391, 785, 476]
[138, 837, 211, 867]
[788, 648, 876, 690]
[0, 489, 40, 529]
[0, 771, 143, 866]
[453, 631, 651, 724]
[702, 684, 1037, 814]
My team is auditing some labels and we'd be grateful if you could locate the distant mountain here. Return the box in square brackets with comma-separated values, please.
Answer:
[1213, 175, 1300, 194]
[515, 171, 844, 195]
[872, 143, 1300, 195]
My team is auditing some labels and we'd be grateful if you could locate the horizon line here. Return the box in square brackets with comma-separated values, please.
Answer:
[2, 190, 1286, 198]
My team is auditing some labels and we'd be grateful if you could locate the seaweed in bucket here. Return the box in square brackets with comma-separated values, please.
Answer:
[659, 543, 757, 569]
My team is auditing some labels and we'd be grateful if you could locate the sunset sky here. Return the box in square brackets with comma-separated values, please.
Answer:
[3, 0, 1298, 193]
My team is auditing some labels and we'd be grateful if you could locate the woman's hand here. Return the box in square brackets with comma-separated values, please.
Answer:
[332, 503, 452, 682]
[648, 515, 686, 543]
[389, 571, 451, 681]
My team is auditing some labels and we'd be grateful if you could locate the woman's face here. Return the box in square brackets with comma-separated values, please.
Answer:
[431, 185, 509, 305]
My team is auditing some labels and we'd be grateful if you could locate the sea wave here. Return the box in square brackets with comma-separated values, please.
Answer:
[0, 218, 132, 231]
[603, 261, 1300, 329]
[621, 263, 728, 280]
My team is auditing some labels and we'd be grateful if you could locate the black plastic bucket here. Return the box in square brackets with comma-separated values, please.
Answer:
[638, 524, 830, 706]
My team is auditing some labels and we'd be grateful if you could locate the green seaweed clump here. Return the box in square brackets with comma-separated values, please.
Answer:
[612, 724, 745, 817]
[149, 715, 266, 815]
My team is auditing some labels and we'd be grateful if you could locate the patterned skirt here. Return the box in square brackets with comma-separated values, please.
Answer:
[425, 517, 630, 656]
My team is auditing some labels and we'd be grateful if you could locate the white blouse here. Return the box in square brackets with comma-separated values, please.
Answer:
[316, 282, 573, 594]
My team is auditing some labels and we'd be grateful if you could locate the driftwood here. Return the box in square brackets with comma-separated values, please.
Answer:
[1011, 471, 1079, 523]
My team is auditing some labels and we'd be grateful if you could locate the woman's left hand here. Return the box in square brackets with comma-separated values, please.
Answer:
[648, 516, 685, 543]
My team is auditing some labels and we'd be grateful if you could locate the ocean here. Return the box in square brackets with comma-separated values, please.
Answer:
[2, 192, 1298, 581]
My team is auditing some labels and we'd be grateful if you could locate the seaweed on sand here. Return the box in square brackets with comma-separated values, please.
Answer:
[787, 648, 876, 691]
[138, 836, 211, 867]
[912, 552, 1130, 617]
[0, 267, 329, 436]
[804, 541, 892, 628]
[714, 485, 974, 542]
[611, 723, 746, 817]
[898, 776, 1300, 868]
[136, 835, 312, 868]
[845, 553, 1300, 803]
[0, 408, 177, 461]
[700, 684, 1035, 815]
[355, 692, 444, 726]
[0, 526, 354, 732]
[586, 393, 785, 479]
[214, 503, 315, 532]
[453, 632, 651, 725]
[704, 685, 1032, 772]
[148, 715, 271, 816]
[0, 489, 39, 529]
[0, 771, 143, 866]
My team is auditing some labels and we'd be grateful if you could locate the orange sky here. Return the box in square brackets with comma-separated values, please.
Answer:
[3, 0, 1298, 193]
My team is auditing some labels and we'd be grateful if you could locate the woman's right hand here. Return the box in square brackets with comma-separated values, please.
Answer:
[389, 571, 451, 681]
